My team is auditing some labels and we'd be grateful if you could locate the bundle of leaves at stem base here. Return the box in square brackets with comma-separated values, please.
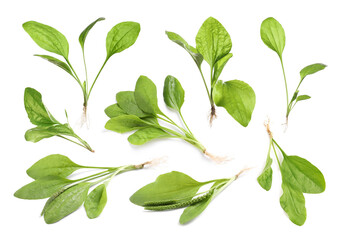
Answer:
[14, 154, 153, 224]
[24, 88, 93, 152]
[260, 17, 326, 126]
[257, 122, 326, 226]
[23, 17, 140, 125]
[166, 17, 256, 126]
[130, 170, 246, 224]
[105, 75, 223, 161]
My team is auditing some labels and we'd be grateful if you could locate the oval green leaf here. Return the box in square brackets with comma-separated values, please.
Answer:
[43, 182, 91, 224]
[105, 115, 150, 133]
[260, 17, 285, 58]
[130, 171, 205, 206]
[300, 63, 327, 81]
[24, 88, 59, 126]
[195, 17, 232, 67]
[257, 155, 273, 191]
[84, 184, 107, 219]
[14, 176, 73, 200]
[165, 31, 203, 68]
[79, 17, 105, 50]
[25, 124, 74, 143]
[116, 91, 150, 117]
[212, 53, 233, 86]
[23, 21, 69, 58]
[213, 80, 256, 127]
[296, 95, 311, 102]
[34, 55, 74, 77]
[281, 155, 326, 194]
[104, 104, 127, 118]
[280, 182, 306, 226]
[27, 154, 82, 179]
[106, 21, 140, 59]
[128, 127, 172, 145]
[163, 75, 185, 111]
[134, 75, 162, 115]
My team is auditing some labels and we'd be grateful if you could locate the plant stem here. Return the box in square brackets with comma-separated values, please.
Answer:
[56, 135, 93, 152]
[73, 133, 94, 152]
[82, 49, 89, 93]
[279, 56, 289, 110]
[198, 67, 213, 106]
[87, 58, 108, 99]
[157, 114, 190, 137]
[271, 140, 282, 170]
[179, 110, 194, 136]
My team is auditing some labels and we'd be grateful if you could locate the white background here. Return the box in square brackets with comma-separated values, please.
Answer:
[1, 0, 338, 239]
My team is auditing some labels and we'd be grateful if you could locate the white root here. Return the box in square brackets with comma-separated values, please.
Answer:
[204, 150, 232, 164]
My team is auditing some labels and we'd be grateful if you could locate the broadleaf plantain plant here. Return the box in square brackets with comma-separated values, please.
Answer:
[260, 17, 326, 126]
[105, 75, 224, 161]
[24, 87, 93, 152]
[166, 17, 256, 126]
[23, 17, 140, 125]
[130, 170, 247, 224]
[258, 122, 325, 226]
[14, 154, 155, 223]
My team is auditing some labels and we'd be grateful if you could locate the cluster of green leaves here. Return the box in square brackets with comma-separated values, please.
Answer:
[130, 171, 239, 224]
[14, 154, 147, 224]
[23, 17, 140, 114]
[24, 88, 93, 152]
[260, 17, 326, 124]
[257, 137, 325, 226]
[166, 17, 256, 126]
[105, 75, 207, 153]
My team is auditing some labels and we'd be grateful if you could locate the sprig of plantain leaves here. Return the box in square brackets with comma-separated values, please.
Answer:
[24, 87, 93, 152]
[14, 154, 152, 223]
[257, 128, 326, 226]
[260, 17, 326, 125]
[166, 17, 256, 126]
[130, 170, 245, 224]
[23, 18, 140, 123]
[104, 75, 217, 158]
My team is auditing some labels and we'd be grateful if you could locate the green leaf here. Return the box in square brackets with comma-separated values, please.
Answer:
[128, 127, 172, 145]
[104, 104, 127, 118]
[213, 80, 256, 127]
[23, 21, 69, 58]
[257, 155, 273, 191]
[106, 21, 140, 60]
[163, 75, 185, 111]
[195, 17, 232, 67]
[280, 182, 306, 226]
[79, 17, 105, 50]
[134, 75, 162, 115]
[27, 154, 82, 179]
[116, 91, 150, 118]
[300, 63, 326, 81]
[43, 182, 91, 224]
[130, 171, 205, 206]
[179, 189, 215, 224]
[25, 124, 74, 143]
[14, 176, 73, 200]
[165, 31, 203, 68]
[105, 115, 150, 133]
[34, 55, 74, 77]
[281, 154, 326, 194]
[24, 88, 59, 126]
[296, 95, 311, 102]
[260, 17, 285, 58]
[212, 53, 233, 86]
[84, 184, 107, 219]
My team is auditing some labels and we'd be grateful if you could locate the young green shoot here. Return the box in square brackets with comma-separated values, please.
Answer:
[260, 17, 326, 127]
[257, 121, 326, 226]
[166, 17, 255, 126]
[14, 154, 155, 223]
[130, 169, 249, 224]
[24, 87, 93, 152]
[23, 18, 140, 126]
[104, 75, 225, 162]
